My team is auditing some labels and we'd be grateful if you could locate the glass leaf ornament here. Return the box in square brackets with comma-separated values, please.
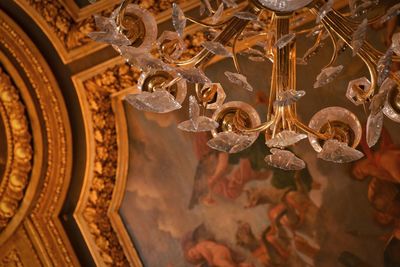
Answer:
[264, 148, 306, 171]
[274, 33, 296, 49]
[274, 90, 306, 106]
[176, 68, 211, 84]
[366, 110, 384, 148]
[211, 3, 224, 24]
[118, 46, 172, 71]
[317, 139, 364, 163]
[234, 11, 258, 21]
[222, 0, 238, 8]
[350, 0, 376, 17]
[248, 56, 266, 62]
[88, 14, 131, 46]
[316, 0, 334, 23]
[377, 48, 393, 86]
[207, 132, 254, 153]
[202, 41, 232, 57]
[172, 3, 186, 37]
[351, 18, 368, 56]
[178, 96, 219, 132]
[265, 130, 307, 148]
[392, 32, 400, 56]
[125, 91, 182, 113]
[314, 65, 344, 88]
[240, 48, 265, 58]
[224, 71, 254, 91]
[370, 78, 394, 114]
[200, 0, 213, 15]
[380, 3, 400, 24]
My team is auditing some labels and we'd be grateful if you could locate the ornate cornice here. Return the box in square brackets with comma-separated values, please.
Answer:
[2, 249, 24, 266]
[0, 9, 75, 266]
[0, 66, 32, 232]
[14, 0, 200, 63]
[71, 22, 214, 264]
[73, 59, 141, 266]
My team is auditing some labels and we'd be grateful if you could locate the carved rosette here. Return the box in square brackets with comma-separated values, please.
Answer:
[0, 67, 32, 230]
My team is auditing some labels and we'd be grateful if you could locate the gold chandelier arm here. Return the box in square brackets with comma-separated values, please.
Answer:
[291, 117, 330, 140]
[233, 114, 276, 134]
[285, 106, 329, 139]
[311, 5, 379, 100]
[116, 0, 137, 26]
[321, 23, 339, 69]
[232, 30, 244, 74]
[186, 16, 233, 28]
[174, 3, 261, 68]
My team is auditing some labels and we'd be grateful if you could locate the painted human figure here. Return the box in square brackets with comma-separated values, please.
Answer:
[189, 132, 272, 208]
[185, 240, 254, 267]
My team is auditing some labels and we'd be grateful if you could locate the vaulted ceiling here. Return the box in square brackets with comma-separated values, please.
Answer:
[0, 1, 398, 267]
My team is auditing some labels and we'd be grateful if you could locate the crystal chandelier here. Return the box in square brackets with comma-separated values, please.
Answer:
[88, 0, 400, 171]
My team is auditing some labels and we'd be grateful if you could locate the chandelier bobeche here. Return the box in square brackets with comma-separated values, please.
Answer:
[88, 0, 400, 171]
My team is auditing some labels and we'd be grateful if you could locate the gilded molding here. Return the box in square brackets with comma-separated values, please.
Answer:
[0, 10, 75, 266]
[15, 0, 200, 63]
[72, 22, 214, 264]
[1, 249, 24, 267]
[0, 67, 32, 231]
[74, 59, 141, 266]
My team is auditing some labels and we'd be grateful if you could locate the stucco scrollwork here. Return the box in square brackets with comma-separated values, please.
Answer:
[0, 67, 32, 231]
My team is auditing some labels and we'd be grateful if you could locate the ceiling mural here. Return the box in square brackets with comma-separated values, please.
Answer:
[0, 0, 399, 267]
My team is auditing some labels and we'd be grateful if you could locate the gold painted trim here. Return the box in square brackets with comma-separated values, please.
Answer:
[72, 57, 132, 266]
[0, 10, 75, 266]
[0, 51, 39, 245]
[110, 87, 143, 267]
[14, 0, 200, 64]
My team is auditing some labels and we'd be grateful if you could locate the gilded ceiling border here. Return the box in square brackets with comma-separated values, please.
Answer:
[71, 22, 216, 264]
[73, 57, 141, 266]
[0, 10, 76, 266]
[0, 58, 34, 240]
[14, 0, 200, 64]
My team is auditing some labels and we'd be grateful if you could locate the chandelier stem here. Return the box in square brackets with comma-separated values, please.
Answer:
[176, 4, 262, 68]
[269, 14, 298, 132]
[310, 4, 385, 99]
